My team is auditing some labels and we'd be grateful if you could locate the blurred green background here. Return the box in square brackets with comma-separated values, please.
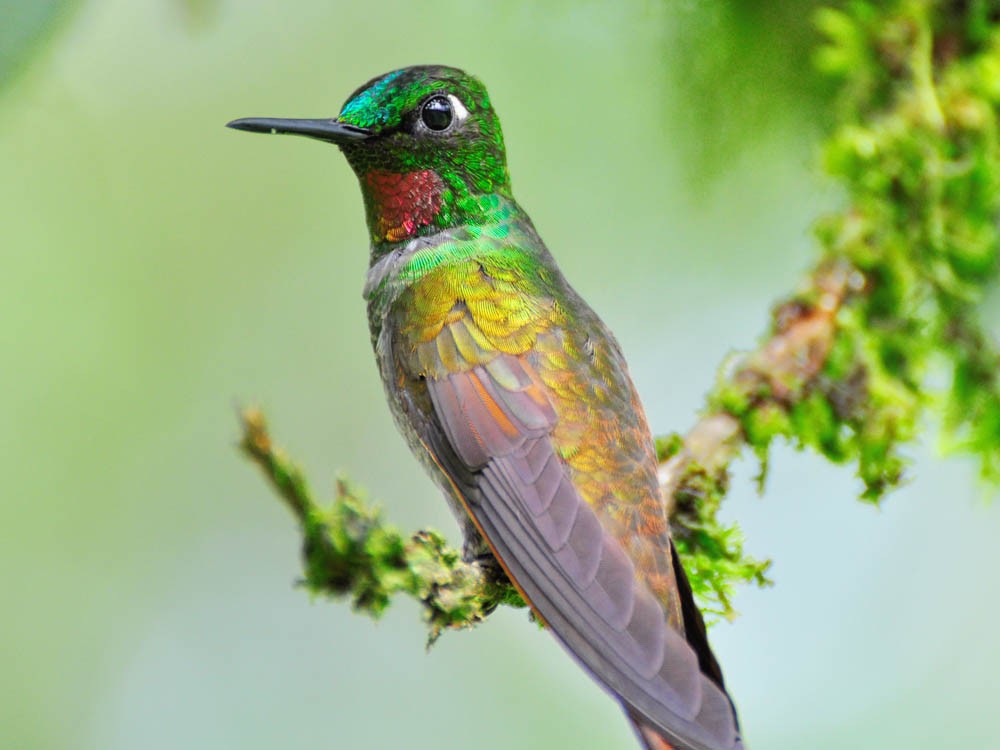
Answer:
[3, 1, 999, 748]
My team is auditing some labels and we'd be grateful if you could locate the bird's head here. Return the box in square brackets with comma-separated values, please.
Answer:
[229, 65, 513, 246]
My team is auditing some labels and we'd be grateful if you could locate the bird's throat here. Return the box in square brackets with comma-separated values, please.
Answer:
[362, 169, 445, 244]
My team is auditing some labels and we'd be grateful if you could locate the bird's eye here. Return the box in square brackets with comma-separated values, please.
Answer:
[421, 96, 453, 131]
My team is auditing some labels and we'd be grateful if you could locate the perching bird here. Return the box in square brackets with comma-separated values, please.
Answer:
[229, 65, 743, 750]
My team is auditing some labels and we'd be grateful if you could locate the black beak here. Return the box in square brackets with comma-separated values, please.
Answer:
[226, 117, 372, 144]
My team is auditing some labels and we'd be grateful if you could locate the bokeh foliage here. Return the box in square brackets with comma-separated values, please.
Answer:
[662, 0, 834, 184]
[0, 0, 78, 92]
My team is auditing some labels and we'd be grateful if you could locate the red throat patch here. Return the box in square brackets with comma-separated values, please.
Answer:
[364, 169, 444, 242]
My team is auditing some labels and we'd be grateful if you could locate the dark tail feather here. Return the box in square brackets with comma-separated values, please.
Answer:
[670, 542, 728, 692]
[623, 544, 743, 750]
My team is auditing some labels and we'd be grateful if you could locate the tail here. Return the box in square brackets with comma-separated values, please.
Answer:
[625, 542, 744, 750]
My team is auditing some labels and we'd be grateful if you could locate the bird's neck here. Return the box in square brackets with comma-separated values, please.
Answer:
[358, 167, 515, 252]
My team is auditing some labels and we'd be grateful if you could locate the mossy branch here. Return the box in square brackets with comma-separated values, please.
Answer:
[240, 408, 524, 645]
[240, 1, 1000, 635]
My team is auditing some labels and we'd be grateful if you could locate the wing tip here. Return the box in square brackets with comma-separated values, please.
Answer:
[628, 712, 678, 750]
[626, 706, 744, 750]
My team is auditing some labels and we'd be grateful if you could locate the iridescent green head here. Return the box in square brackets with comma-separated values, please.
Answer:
[228, 65, 512, 246]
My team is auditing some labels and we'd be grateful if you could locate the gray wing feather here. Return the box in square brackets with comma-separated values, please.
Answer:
[422, 358, 742, 750]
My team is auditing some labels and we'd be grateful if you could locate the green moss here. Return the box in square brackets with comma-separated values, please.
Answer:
[706, 1, 1000, 509]
[299, 479, 524, 643]
[655, 432, 686, 462]
[670, 463, 772, 622]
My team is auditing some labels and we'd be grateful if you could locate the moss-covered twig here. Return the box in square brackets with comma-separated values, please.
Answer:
[240, 408, 524, 643]
[658, 259, 859, 617]
[240, 408, 523, 644]
[657, 1, 1000, 615]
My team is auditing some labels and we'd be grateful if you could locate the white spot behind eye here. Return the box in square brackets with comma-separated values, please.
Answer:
[447, 94, 470, 124]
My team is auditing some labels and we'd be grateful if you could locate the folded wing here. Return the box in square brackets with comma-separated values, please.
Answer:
[419, 354, 743, 750]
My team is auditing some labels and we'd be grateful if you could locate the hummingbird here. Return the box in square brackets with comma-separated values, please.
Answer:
[229, 65, 743, 750]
